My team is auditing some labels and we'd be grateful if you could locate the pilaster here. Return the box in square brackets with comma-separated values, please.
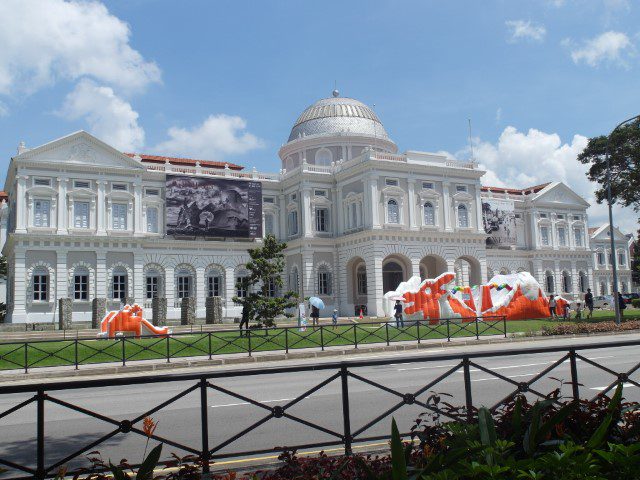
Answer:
[15, 175, 27, 233]
[56, 250, 68, 302]
[442, 182, 452, 232]
[133, 251, 144, 304]
[96, 251, 107, 298]
[408, 180, 417, 230]
[224, 266, 236, 313]
[97, 181, 106, 235]
[302, 188, 313, 237]
[57, 177, 68, 234]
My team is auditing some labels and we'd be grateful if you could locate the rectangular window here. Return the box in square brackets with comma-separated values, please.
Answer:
[540, 213, 547, 219]
[315, 208, 329, 232]
[207, 276, 221, 297]
[264, 214, 275, 236]
[597, 252, 605, 265]
[557, 214, 565, 220]
[236, 277, 248, 298]
[318, 272, 331, 295]
[385, 178, 399, 187]
[74, 274, 88, 301]
[357, 271, 367, 295]
[34, 178, 51, 187]
[267, 277, 277, 297]
[74, 201, 90, 229]
[618, 252, 626, 267]
[112, 275, 126, 300]
[146, 276, 159, 299]
[34, 200, 51, 227]
[422, 181, 434, 190]
[540, 226, 549, 246]
[74, 180, 90, 189]
[33, 275, 48, 301]
[263, 197, 275, 204]
[574, 228, 583, 246]
[558, 227, 566, 246]
[112, 203, 127, 230]
[177, 276, 191, 299]
[288, 210, 298, 236]
[145, 188, 159, 196]
[314, 189, 327, 197]
[112, 183, 127, 191]
[290, 193, 297, 201]
[456, 185, 468, 192]
[515, 214, 521, 219]
[146, 206, 158, 233]
[573, 215, 580, 221]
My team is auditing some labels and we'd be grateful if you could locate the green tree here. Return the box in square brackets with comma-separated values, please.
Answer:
[577, 118, 640, 210]
[233, 234, 298, 327]
[632, 229, 640, 286]
[0, 255, 6, 277]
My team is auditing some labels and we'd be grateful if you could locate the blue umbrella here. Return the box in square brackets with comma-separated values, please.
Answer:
[308, 296, 325, 309]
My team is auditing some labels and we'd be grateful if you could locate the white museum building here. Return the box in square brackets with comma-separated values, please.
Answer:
[0, 92, 634, 324]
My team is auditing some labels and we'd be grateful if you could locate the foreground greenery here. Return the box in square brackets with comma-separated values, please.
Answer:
[0, 311, 639, 371]
[50, 383, 640, 479]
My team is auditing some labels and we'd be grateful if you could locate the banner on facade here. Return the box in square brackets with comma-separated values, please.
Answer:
[166, 175, 262, 238]
[298, 303, 307, 331]
[482, 198, 517, 246]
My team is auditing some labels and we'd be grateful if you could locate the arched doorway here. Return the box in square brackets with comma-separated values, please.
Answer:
[347, 257, 368, 308]
[381, 254, 411, 293]
[419, 254, 448, 280]
[454, 256, 482, 286]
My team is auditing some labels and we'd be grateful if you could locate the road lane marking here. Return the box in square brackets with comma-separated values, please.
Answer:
[590, 383, 636, 391]
[211, 397, 294, 408]
[397, 364, 459, 371]
[472, 373, 538, 382]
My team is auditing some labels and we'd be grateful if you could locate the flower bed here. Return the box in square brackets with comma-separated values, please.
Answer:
[542, 319, 640, 336]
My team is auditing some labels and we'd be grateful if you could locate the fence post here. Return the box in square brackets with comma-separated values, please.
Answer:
[208, 332, 212, 360]
[503, 315, 507, 338]
[385, 322, 390, 346]
[353, 324, 358, 349]
[285, 327, 289, 354]
[74, 339, 79, 370]
[569, 349, 580, 401]
[36, 388, 45, 479]
[121, 337, 126, 366]
[166, 336, 171, 363]
[417, 319, 421, 344]
[320, 325, 325, 351]
[340, 365, 352, 455]
[463, 357, 474, 422]
[200, 378, 210, 474]
[247, 330, 252, 357]
[475, 317, 480, 340]
[24, 342, 28, 374]
[446, 319, 451, 342]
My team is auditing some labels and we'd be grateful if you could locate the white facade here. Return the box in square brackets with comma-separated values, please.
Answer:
[589, 225, 634, 296]
[0, 93, 635, 324]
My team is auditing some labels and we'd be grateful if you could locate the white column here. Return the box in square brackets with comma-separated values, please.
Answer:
[442, 182, 452, 231]
[196, 266, 206, 314]
[134, 182, 143, 234]
[302, 254, 314, 298]
[224, 266, 236, 315]
[165, 266, 175, 312]
[12, 249, 27, 318]
[302, 188, 312, 237]
[475, 189, 484, 233]
[96, 251, 107, 298]
[97, 181, 106, 235]
[408, 180, 417, 230]
[411, 257, 420, 278]
[57, 177, 68, 234]
[15, 175, 27, 232]
[529, 213, 538, 249]
[133, 252, 144, 304]
[336, 186, 343, 235]
[278, 194, 287, 239]
[366, 256, 384, 317]
[370, 177, 380, 228]
[56, 250, 68, 301]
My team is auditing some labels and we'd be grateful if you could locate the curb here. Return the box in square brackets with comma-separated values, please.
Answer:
[2, 329, 639, 384]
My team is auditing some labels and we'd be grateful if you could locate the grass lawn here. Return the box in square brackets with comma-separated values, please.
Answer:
[0, 309, 638, 372]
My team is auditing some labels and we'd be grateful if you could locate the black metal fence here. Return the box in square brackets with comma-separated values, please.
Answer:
[0, 316, 507, 373]
[0, 338, 639, 479]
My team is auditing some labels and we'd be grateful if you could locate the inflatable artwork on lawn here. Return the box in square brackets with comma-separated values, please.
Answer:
[382, 271, 567, 322]
[97, 304, 171, 338]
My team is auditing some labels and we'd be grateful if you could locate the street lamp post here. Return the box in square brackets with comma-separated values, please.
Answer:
[604, 114, 640, 326]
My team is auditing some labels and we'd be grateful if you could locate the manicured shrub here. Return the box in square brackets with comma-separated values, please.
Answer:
[542, 320, 640, 336]
[632, 298, 640, 309]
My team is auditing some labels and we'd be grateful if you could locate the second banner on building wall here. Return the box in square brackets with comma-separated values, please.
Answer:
[482, 198, 517, 246]
[166, 175, 262, 238]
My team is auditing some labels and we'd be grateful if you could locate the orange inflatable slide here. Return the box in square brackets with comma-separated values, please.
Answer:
[98, 304, 171, 338]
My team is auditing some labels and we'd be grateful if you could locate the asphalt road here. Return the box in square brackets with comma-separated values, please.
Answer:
[1, 333, 639, 477]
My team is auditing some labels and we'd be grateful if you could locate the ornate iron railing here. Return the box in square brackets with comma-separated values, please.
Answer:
[0, 338, 638, 479]
[0, 317, 506, 373]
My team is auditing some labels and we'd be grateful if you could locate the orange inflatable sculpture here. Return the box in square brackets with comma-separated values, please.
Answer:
[383, 271, 563, 321]
[98, 304, 171, 338]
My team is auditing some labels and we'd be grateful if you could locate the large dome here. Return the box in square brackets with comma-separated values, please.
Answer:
[287, 94, 390, 143]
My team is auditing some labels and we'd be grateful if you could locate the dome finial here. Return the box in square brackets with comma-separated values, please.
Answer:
[332, 89, 339, 98]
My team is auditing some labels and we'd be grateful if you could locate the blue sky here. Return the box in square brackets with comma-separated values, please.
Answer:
[0, 0, 638, 231]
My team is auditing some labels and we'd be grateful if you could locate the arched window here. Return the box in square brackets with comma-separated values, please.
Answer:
[387, 199, 399, 224]
[289, 267, 299, 294]
[597, 251, 605, 266]
[112, 267, 128, 301]
[458, 204, 469, 228]
[315, 148, 332, 166]
[175, 267, 194, 300]
[423, 202, 435, 226]
[487, 268, 495, 282]
[288, 210, 298, 236]
[562, 271, 571, 293]
[235, 270, 249, 301]
[73, 266, 90, 301]
[499, 268, 509, 275]
[356, 265, 367, 295]
[264, 213, 275, 237]
[618, 251, 626, 267]
[317, 265, 332, 296]
[578, 271, 587, 293]
[32, 267, 49, 302]
[600, 282, 606, 295]
[206, 268, 224, 298]
[266, 276, 278, 298]
[622, 282, 628, 293]
[145, 269, 162, 300]
[545, 271, 555, 294]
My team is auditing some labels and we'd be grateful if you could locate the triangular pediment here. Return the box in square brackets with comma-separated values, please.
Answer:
[531, 182, 590, 208]
[13, 131, 144, 171]
[590, 224, 628, 242]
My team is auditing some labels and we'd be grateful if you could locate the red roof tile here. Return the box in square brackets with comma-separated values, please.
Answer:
[481, 182, 550, 196]
[125, 153, 244, 171]
[0, 191, 7, 201]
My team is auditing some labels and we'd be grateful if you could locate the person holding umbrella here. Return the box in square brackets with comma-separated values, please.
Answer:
[308, 296, 324, 327]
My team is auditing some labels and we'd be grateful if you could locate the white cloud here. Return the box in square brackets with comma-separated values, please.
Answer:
[450, 126, 637, 232]
[58, 79, 144, 151]
[0, 101, 8, 117]
[505, 20, 546, 42]
[568, 31, 634, 67]
[0, 0, 160, 95]
[154, 115, 264, 160]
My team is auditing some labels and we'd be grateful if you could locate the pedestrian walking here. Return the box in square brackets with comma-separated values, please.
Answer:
[584, 288, 594, 319]
[332, 309, 338, 329]
[549, 295, 558, 320]
[575, 302, 583, 321]
[618, 292, 627, 316]
[239, 303, 250, 337]
[563, 301, 570, 321]
[310, 304, 320, 327]
[394, 300, 404, 328]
